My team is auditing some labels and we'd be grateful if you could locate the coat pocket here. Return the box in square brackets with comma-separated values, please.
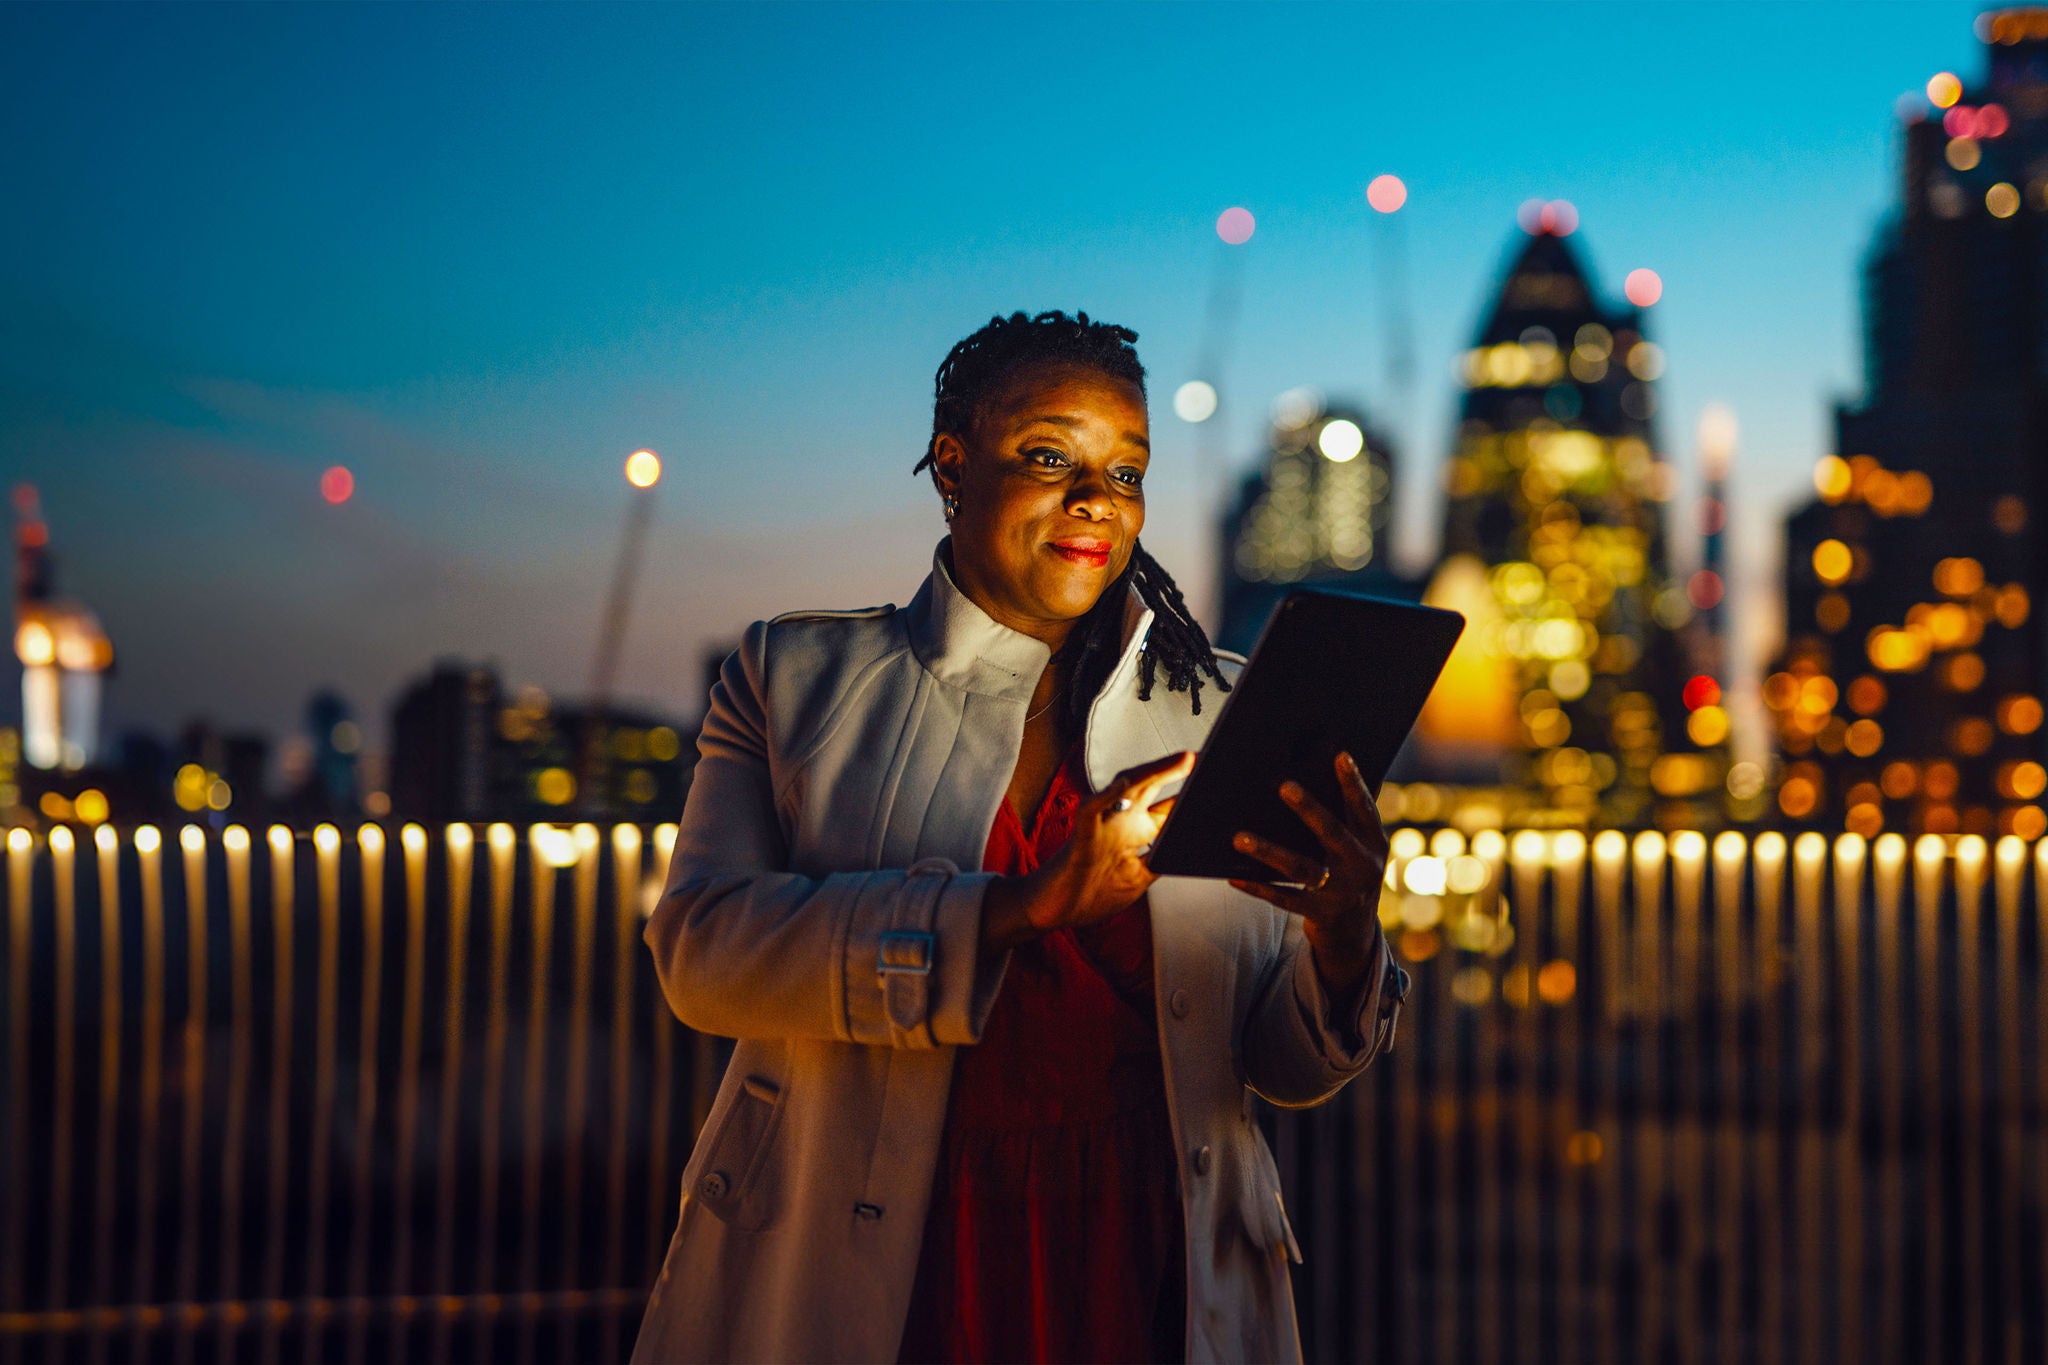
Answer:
[686, 1073, 785, 1230]
[1245, 1129, 1304, 1265]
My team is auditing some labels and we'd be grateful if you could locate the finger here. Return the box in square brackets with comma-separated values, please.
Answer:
[1232, 830, 1325, 886]
[1121, 750, 1196, 808]
[1279, 780, 1368, 875]
[1145, 795, 1177, 820]
[1335, 752, 1389, 853]
[1228, 877, 1311, 915]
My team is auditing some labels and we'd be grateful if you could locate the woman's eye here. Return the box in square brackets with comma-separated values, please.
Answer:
[1026, 447, 1068, 468]
[1115, 468, 1145, 487]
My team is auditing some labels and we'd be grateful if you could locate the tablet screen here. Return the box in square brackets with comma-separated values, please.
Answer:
[1145, 589, 1465, 882]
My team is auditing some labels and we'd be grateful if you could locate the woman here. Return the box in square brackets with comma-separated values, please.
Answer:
[633, 311, 1409, 1365]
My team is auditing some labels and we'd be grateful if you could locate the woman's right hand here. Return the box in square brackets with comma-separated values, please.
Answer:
[980, 750, 1195, 957]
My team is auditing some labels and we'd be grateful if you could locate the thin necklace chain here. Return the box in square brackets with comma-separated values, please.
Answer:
[1024, 651, 1066, 724]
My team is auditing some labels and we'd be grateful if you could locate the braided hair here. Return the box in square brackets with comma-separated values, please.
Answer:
[912, 310, 1232, 730]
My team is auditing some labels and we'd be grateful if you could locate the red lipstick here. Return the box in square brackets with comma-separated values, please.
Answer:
[1049, 538, 1112, 569]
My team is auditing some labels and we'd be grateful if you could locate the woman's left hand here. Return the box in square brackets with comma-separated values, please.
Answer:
[1227, 750, 1388, 993]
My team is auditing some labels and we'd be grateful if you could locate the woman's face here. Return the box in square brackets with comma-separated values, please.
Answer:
[931, 362, 1150, 646]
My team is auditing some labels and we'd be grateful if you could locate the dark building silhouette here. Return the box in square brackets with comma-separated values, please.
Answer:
[389, 662, 503, 822]
[389, 659, 693, 823]
[1769, 11, 2048, 838]
[1215, 394, 1417, 656]
[1415, 216, 1724, 827]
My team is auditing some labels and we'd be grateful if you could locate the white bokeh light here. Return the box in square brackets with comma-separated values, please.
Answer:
[1317, 418, 1365, 463]
[1173, 380, 1218, 423]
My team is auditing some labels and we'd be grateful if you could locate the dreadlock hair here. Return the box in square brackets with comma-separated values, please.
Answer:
[912, 310, 1232, 732]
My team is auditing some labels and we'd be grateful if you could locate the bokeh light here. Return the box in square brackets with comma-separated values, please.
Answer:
[625, 449, 662, 488]
[1173, 380, 1218, 423]
[1215, 206, 1255, 245]
[1624, 268, 1663, 307]
[1927, 71, 1962, 108]
[320, 466, 354, 504]
[1366, 174, 1407, 214]
[1814, 454, 1853, 501]
[1317, 418, 1365, 463]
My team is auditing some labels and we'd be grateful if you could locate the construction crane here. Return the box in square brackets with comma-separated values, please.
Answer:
[577, 449, 662, 812]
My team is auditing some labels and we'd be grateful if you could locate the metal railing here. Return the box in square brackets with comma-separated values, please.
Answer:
[1272, 828, 2048, 1365]
[4, 823, 2045, 1363]
[0, 821, 723, 1365]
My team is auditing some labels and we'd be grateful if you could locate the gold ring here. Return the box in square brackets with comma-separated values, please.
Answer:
[1311, 865, 1332, 892]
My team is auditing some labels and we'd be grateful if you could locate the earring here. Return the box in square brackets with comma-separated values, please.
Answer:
[943, 493, 959, 521]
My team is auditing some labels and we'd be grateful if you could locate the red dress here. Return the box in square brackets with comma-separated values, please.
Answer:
[898, 743, 1187, 1365]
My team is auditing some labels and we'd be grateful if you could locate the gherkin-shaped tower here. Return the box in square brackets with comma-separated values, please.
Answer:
[1423, 221, 1721, 827]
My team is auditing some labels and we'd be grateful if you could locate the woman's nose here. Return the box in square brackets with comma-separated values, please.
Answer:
[1066, 469, 1115, 519]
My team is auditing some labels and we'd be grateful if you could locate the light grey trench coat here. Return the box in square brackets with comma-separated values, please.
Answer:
[632, 542, 1409, 1364]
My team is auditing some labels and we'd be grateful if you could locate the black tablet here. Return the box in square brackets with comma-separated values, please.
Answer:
[1145, 589, 1465, 882]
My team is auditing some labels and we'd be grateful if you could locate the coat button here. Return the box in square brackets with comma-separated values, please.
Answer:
[1169, 988, 1190, 1018]
[699, 1171, 730, 1200]
[1193, 1145, 1212, 1175]
[854, 1201, 884, 1221]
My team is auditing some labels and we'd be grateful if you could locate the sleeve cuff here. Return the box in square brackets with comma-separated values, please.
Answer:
[1292, 927, 1406, 1071]
[840, 860, 1003, 1048]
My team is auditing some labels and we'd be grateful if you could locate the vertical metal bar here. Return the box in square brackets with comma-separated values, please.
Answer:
[89, 828, 122, 1365]
[603, 824, 642, 1365]
[1631, 831, 1668, 1365]
[306, 824, 344, 1365]
[1550, 830, 1587, 1365]
[1953, 836, 1987, 1365]
[1833, 833, 1867, 1365]
[474, 823, 518, 1363]
[1869, 834, 1907, 1365]
[260, 824, 297, 1365]
[1, 829, 30, 1365]
[1790, 831, 1827, 1365]
[389, 822, 430, 1331]
[1912, 834, 1948, 1365]
[1670, 830, 1708, 1365]
[426, 824, 471, 1365]
[517, 829, 562, 1365]
[559, 825, 602, 1362]
[1992, 836, 2026, 1365]
[132, 826, 165, 1350]
[1710, 831, 1747, 1365]
[344, 824, 386, 1365]
[2034, 839, 2048, 1365]
[47, 826, 79, 1320]
[1750, 830, 1787, 1365]
[1589, 828, 1627, 1365]
[217, 825, 254, 1365]
[1503, 830, 1543, 1365]
[174, 823, 210, 1365]
[1384, 834, 1420, 1365]
[646, 824, 678, 1285]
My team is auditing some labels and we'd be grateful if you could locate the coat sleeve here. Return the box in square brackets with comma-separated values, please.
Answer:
[643, 620, 1008, 1048]
[1237, 904, 1409, 1109]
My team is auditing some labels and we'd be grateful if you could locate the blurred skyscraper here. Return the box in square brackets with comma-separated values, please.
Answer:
[1215, 393, 1415, 656]
[1769, 9, 2048, 838]
[1412, 215, 1727, 827]
[388, 659, 693, 822]
[11, 485, 113, 771]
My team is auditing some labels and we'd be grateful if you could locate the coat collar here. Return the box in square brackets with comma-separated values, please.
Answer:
[905, 537, 1153, 704]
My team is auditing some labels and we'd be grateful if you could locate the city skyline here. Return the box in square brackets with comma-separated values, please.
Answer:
[2, 1, 1991, 756]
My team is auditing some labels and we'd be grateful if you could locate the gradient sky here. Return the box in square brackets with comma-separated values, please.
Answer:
[0, 0, 1993, 762]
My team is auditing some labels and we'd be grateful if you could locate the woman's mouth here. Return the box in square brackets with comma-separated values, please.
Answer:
[1049, 540, 1112, 569]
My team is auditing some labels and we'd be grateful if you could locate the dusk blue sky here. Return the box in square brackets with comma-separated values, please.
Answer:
[1, 1, 1992, 763]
